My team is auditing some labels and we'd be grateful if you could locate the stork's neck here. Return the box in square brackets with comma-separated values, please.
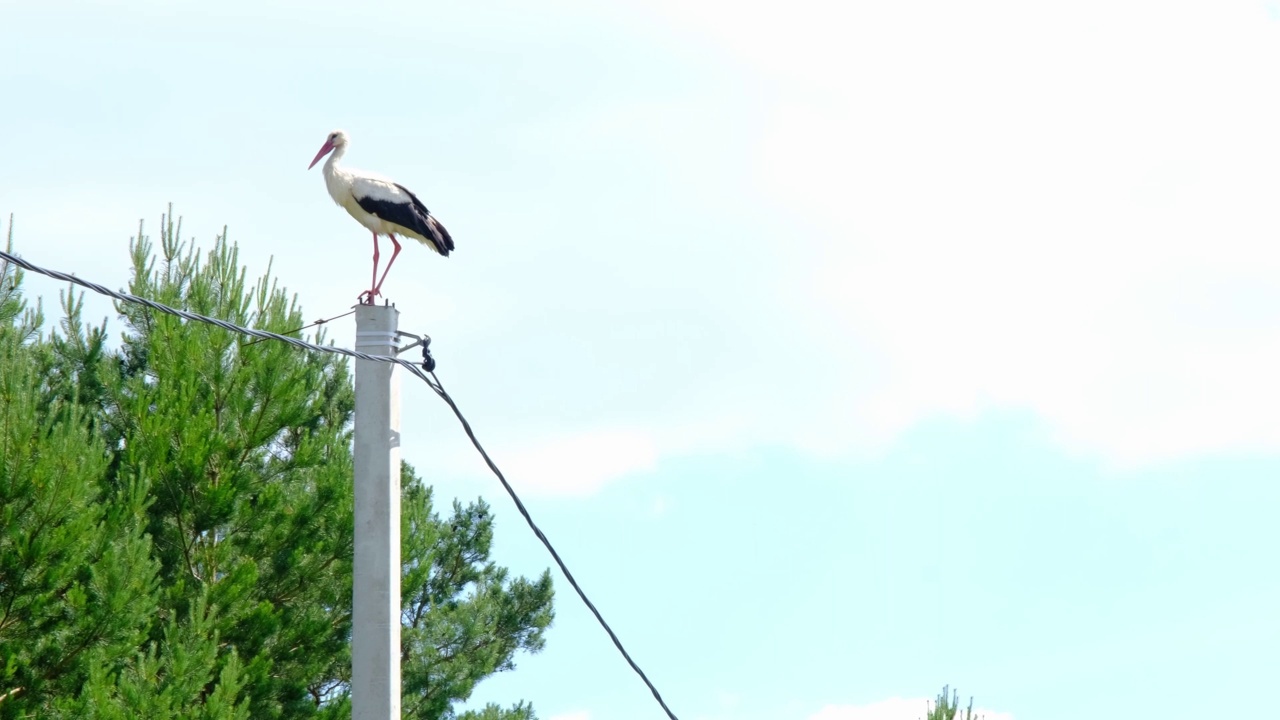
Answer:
[321, 144, 354, 206]
[323, 144, 347, 176]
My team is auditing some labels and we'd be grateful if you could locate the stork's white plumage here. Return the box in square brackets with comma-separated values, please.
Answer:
[308, 129, 454, 302]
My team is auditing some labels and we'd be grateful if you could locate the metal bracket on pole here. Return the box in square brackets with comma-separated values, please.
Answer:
[353, 304, 401, 720]
[394, 330, 436, 372]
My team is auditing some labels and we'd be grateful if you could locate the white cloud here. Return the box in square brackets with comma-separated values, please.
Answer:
[810, 697, 1013, 720]
[624, 0, 1280, 467]
[493, 428, 659, 497]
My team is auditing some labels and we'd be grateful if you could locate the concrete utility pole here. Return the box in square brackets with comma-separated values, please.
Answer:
[352, 303, 401, 720]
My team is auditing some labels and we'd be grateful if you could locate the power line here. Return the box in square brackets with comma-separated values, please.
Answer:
[0, 248, 681, 720]
[426, 372, 681, 720]
[243, 309, 356, 347]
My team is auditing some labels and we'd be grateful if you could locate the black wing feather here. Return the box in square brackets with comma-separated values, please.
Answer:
[354, 183, 454, 256]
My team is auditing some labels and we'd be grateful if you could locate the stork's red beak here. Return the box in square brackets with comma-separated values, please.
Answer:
[308, 139, 335, 170]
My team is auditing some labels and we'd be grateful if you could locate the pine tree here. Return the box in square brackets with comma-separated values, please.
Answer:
[925, 685, 982, 720]
[0, 223, 163, 719]
[52, 591, 250, 720]
[103, 215, 359, 719]
[0, 210, 554, 718]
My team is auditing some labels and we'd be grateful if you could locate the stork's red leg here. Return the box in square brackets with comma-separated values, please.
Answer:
[370, 231, 380, 292]
[361, 231, 381, 303]
[372, 234, 402, 296]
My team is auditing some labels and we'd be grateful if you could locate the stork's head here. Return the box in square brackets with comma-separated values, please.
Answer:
[308, 130, 348, 169]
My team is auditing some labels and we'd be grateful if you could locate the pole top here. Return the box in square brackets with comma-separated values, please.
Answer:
[354, 303, 400, 351]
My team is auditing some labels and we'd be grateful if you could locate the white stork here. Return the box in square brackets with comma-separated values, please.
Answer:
[308, 130, 454, 302]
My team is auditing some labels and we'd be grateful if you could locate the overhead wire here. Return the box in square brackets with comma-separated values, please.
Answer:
[243, 309, 356, 346]
[0, 248, 681, 720]
[425, 370, 681, 720]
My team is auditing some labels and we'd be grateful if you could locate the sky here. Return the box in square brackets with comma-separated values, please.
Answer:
[3, 0, 1280, 718]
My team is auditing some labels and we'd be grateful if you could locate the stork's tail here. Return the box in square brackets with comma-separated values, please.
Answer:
[426, 214, 454, 257]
